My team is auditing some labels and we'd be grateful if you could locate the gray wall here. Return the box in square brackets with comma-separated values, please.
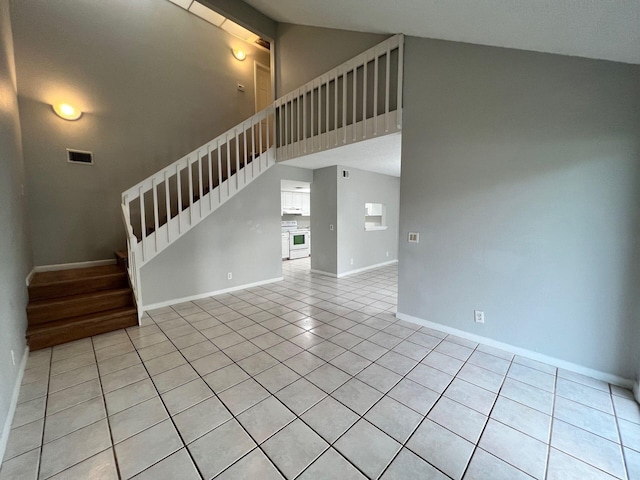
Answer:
[11, 0, 269, 266]
[337, 167, 399, 275]
[398, 36, 640, 379]
[140, 164, 309, 306]
[0, 0, 31, 453]
[275, 23, 387, 97]
[310, 166, 338, 275]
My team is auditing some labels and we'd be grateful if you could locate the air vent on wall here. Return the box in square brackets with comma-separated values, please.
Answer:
[67, 149, 93, 165]
[342, 169, 350, 179]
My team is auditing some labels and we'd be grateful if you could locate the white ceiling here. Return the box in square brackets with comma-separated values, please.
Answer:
[243, 0, 640, 64]
[281, 133, 402, 178]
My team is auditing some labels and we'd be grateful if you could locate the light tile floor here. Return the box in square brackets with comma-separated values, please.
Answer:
[2, 258, 640, 479]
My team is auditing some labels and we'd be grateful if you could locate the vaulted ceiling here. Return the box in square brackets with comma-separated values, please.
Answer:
[244, 0, 640, 64]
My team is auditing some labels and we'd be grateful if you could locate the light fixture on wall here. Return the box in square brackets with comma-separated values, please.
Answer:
[52, 103, 82, 121]
[232, 49, 246, 61]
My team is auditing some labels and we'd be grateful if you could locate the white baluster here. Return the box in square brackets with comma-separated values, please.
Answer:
[139, 186, 146, 262]
[385, 44, 391, 133]
[152, 178, 159, 253]
[164, 170, 170, 243]
[397, 37, 404, 129]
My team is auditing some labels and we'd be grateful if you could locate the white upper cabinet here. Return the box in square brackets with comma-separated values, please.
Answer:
[282, 191, 310, 215]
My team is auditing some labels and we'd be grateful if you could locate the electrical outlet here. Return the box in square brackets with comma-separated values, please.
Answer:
[237, 83, 245, 92]
[386, 251, 389, 257]
[474, 310, 485, 323]
[350, 258, 354, 265]
[227, 272, 232, 280]
[408, 232, 419, 243]
[330, 224, 334, 231]
[11, 350, 15, 366]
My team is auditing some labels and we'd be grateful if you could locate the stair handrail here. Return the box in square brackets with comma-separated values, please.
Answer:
[122, 105, 274, 203]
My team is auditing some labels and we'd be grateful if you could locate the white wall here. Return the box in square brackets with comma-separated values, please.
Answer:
[337, 166, 400, 275]
[140, 164, 311, 307]
[11, 0, 269, 266]
[310, 166, 339, 275]
[310, 166, 400, 277]
[0, 0, 31, 459]
[398, 36, 640, 380]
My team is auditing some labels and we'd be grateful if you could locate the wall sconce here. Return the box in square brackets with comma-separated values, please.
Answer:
[52, 103, 82, 121]
[232, 49, 246, 61]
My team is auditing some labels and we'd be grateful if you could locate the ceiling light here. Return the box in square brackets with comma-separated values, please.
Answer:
[52, 104, 82, 121]
[232, 49, 246, 61]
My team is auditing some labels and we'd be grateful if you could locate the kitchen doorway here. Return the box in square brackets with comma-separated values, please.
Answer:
[281, 180, 311, 269]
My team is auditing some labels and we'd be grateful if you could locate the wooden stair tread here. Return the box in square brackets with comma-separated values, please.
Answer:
[28, 288, 133, 309]
[31, 270, 126, 288]
[31, 264, 124, 285]
[26, 255, 138, 350]
[26, 306, 138, 350]
[26, 306, 137, 334]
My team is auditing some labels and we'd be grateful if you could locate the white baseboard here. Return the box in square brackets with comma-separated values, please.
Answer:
[142, 277, 284, 312]
[311, 260, 398, 279]
[0, 347, 29, 464]
[337, 259, 398, 278]
[310, 269, 337, 278]
[396, 312, 634, 389]
[32, 259, 116, 275]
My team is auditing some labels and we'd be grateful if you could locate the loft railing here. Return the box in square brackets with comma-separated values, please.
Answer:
[274, 34, 403, 161]
[121, 35, 405, 316]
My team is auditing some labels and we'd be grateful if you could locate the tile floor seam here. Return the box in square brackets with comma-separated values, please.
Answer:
[121, 326, 205, 480]
[457, 346, 513, 480]
[544, 366, 559, 480]
[610, 385, 631, 480]
[35, 347, 52, 480]
[91, 336, 124, 480]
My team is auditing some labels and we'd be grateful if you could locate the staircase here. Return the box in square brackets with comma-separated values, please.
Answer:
[26, 258, 138, 350]
[121, 34, 405, 311]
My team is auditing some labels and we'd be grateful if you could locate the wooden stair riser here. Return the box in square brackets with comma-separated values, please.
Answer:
[28, 273, 128, 301]
[27, 311, 137, 350]
[27, 290, 133, 325]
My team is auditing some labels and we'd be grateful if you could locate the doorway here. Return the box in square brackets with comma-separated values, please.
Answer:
[254, 61, 272, 113]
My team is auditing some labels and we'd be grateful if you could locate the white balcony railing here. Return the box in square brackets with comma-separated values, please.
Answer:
[275, 34, 403, 161]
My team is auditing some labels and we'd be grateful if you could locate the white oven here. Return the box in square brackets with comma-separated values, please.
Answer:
[289, 229, 310, 259]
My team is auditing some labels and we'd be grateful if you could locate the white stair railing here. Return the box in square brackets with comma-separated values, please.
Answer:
[121, 106, 275, 308]
[275, 34, 403, 161]
[121, 35, 405, 315]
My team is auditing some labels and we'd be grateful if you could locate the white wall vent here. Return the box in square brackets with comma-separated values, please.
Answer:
[342, 169, 350, 179]
[67, 149, 93, 165]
